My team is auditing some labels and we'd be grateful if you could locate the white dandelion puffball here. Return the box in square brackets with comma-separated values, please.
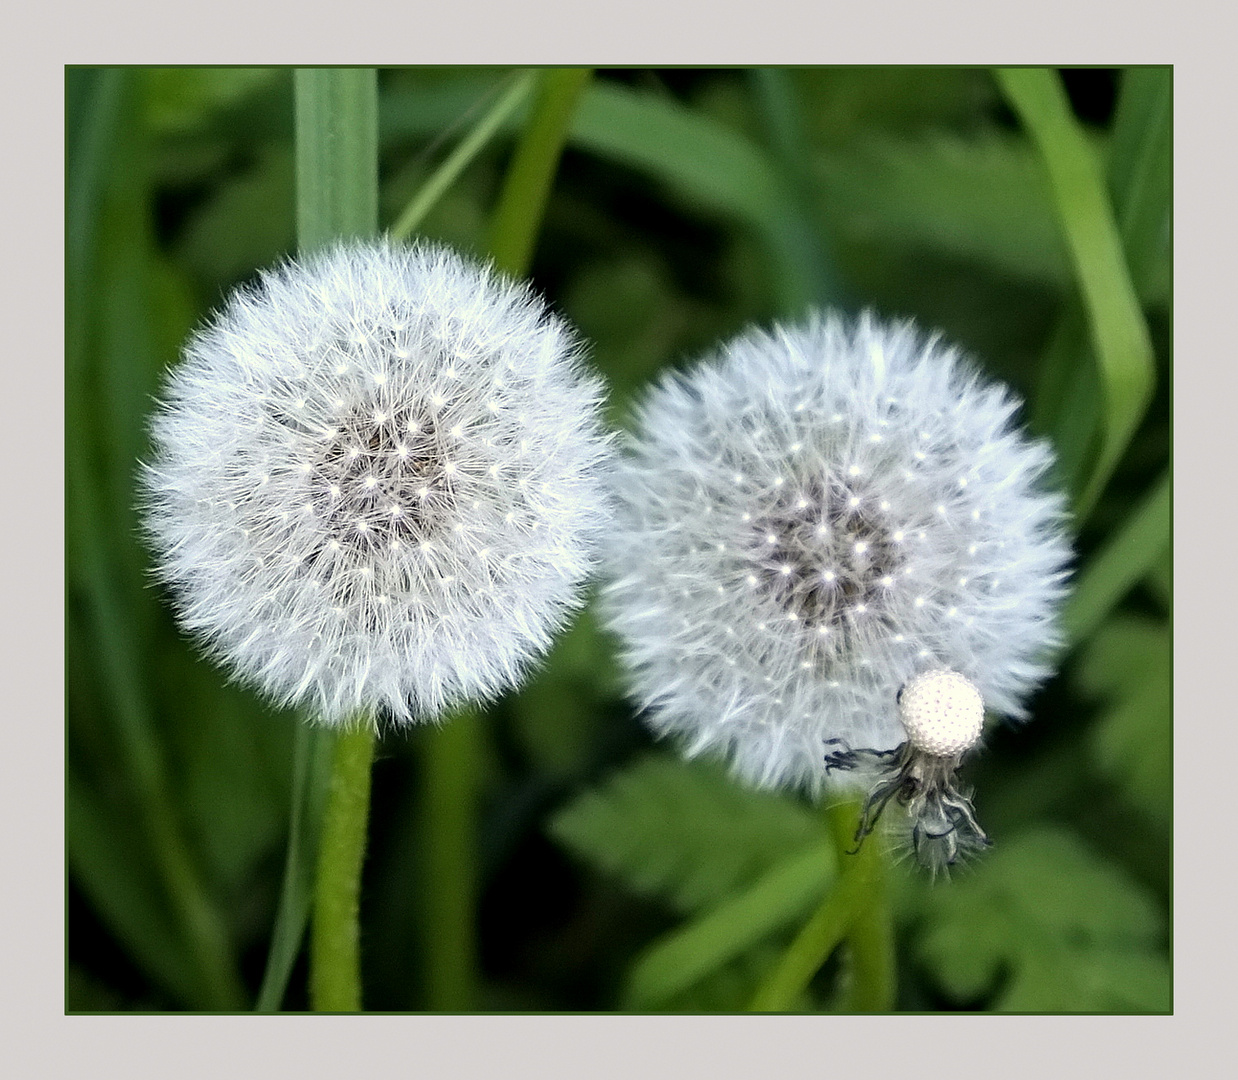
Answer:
[141, 239, 612, 725]
[604, 312, 1070, 794]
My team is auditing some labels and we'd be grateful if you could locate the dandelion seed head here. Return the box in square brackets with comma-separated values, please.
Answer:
[140, 239, 613, 725]
[603, 312, 1070, 794]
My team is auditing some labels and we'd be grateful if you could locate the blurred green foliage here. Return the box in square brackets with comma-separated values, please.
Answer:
[66, 66, 1170, 1012]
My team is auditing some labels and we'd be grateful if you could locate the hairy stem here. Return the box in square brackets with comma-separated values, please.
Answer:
[310, 723, 378, 1011]
[832, 801, 896, 1012]
[750, 798, 895, 1011]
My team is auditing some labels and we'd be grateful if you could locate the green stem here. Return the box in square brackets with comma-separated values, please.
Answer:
[310, 723, 378, 1011]
[750, 799, 895, 1012]
[421, 709, 482, 1010]
[390, 71, 536, 241]
[486, 67, 593, 277]
[294, 66, 380, 1013]
[837, 821, 895, 1011]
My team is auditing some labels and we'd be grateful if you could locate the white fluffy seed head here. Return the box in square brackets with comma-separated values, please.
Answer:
[602, 312, 1071, 795]
[898, 669, 984, 757]
[139, 239, 613, 726]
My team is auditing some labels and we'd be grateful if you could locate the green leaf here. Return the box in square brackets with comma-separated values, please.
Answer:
[562, 254, 727, 415]
[510, 605, 617, 777]
[143, 67, 279, 134]
[916, 828, 1169, 1011]
[175, 144, 295, 287]
[647, 943, 811, 1013]
[997, 68, 1156, 520]
[623, 841, 834, 1009]
[570, 82, 783, 233]
[1063, 468, 1170, 648]
[157, 644, 294, 899]
[381, 73, 788, 236]
[67, 769, 202, 1008]
[568, 82, 822, 307]
[1032, 68, 1171, 496]
[1107, 68, 1172, 303]
[814, 131, 1074, 289]
[1145, 548, 1172, 612]
[792, 68, 1000, 145]
[548, 754, 820, 914]
[747, 68, 847, 313]
[487, 67, 593, 277]
[68, 68, 244, 1011]
[389, 70, 535, 242]
[66, 966, 135, 1012]
[257, 722, 337, 1011]
[1075, 616, 1172, 828]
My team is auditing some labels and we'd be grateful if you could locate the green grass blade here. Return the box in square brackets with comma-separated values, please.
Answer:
[67, 768, 201, 1008]
[1107, 67, 1172, 300]
[623, 841, 834, 1010]
[1032, 68, 1170, 500]
[1063, 467, 1170, 648]
[255, 722, 337, 1011]
[383, 77, 808, 306]
[997, 68, 1155, 521]
[294, 68, 379, 251]
[68, 67, 244, 1011]
[389, 70, 535, 242]
[570, 80, 782, 233]
[487, 67, 592, 277]
[748, 68, 847, 314]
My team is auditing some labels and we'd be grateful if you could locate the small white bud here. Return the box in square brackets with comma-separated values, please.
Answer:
[898, 669, 984, 758]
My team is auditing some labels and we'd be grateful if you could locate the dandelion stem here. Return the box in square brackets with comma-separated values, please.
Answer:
[310, 722, 378, 1011]
[749, 799, 895, 1012]
[487, 67, 593, 277]
[833, 802, 895, 1012]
